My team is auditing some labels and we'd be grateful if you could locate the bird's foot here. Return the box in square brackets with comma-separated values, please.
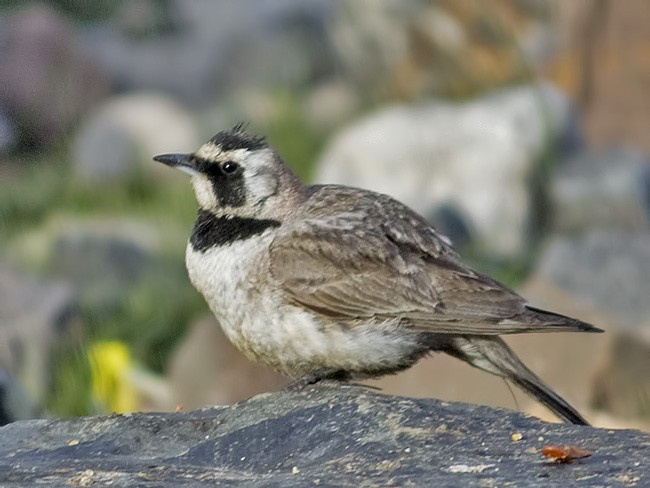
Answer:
[284, 374, 325, 391]
[285, 371, 381, 391]
[285, 371, 347, 391]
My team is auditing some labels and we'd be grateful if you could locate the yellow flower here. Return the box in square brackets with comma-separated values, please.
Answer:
[88, 341, 139, 413]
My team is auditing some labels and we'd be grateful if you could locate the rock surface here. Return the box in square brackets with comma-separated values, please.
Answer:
[0, 386, 647, 487]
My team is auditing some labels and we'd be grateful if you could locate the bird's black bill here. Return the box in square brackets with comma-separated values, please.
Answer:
[153, 153, 198, 176]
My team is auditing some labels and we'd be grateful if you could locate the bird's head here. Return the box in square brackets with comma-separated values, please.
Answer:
[154, 126, 303, 219]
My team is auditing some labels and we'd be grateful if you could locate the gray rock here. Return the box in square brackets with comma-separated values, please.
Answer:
[0, 266, 77, 422]
[592, 332, 650, 420]
[0, 386, 647, 486]
[72, 116, 139, 182]
[72, 93, 199, 183]
[316, 83, 578, 257]
[329, 0, 556, 100]
[0, 4, 110, 149]
[0, 107, 17, 154]
[552, 146, 650, 233]
[51, 223, 156, 312]
[21, 217, 162, 313]
[0, 369, 39, 426]
[536, 231, 650, 329]
[302, 80, 360, 132]
[81, 0, 334, 105]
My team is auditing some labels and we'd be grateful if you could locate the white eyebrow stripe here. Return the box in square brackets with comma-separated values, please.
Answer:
[195, 142, 222, 160]
[194, 143, 252, 163]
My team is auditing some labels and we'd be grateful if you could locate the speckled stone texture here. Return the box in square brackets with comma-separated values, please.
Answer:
[0, 385, 647, 487]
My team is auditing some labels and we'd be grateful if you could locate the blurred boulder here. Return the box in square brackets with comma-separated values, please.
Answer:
[330, 0, 556, 100]
[592, 331, 650, 420]
[302, 80, 360, 132]
[551, 146, 650, 233]
[168, 316, 287, 409]
[316, 83, 578, 257]
[72, 117, 139, 183]
[13, 217, 162, 314]
[81, 0, 334, 105]
[0, 265, 78, 422]
[0, 3, 110, 149]
[72, 93, 198, 183]
[0, 369, 38, 426]
[45, 218, 160, 313]
[536, 231, 650, 329]
[0, 108, 17, 154]
[545, 1, 650, 154]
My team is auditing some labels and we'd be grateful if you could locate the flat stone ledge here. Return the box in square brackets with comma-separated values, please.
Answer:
[0, 386, 647, 487]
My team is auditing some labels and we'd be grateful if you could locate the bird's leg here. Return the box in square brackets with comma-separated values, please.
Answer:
[285, 370, 350, 391]
[285, 370, 381, 391]
[284, 374, 321, 391]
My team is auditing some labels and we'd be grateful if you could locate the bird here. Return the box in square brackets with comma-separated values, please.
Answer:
[153, 125, 603, 425]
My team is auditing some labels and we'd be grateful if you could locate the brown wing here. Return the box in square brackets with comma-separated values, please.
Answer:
[270, 186, 592, 335]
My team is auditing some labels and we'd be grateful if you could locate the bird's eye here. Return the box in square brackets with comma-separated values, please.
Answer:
[221, 161, 239, 174]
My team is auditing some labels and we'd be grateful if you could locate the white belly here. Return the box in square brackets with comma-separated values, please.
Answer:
[185, 236, 425, 377]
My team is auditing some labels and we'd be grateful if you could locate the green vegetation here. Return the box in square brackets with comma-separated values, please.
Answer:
[0, 0, 123, 22]
[48, 346, 93, 417]
[261, 91, 328, 183]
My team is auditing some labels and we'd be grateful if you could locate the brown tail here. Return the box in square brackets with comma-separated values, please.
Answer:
[443, 335, 590, 425]
[522, 305, 604, 334]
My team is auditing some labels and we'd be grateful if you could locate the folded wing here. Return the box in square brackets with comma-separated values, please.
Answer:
[270, 186, 600, 335]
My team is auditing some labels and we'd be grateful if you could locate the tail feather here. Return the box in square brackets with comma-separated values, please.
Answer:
[511, 374, 588, 425]
[523, 305, 604, 334]
[444, 335, 590, 425]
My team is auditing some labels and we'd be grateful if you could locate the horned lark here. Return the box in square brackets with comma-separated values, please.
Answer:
[154, 125, 602, 425]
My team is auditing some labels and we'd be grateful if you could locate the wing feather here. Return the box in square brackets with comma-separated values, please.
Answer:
[270, 186, 590, 335]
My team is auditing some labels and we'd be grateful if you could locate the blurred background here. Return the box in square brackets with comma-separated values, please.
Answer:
[0, 0, 649, 431]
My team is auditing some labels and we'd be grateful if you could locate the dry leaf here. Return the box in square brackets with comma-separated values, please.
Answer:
[541, 445, 592, 463]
